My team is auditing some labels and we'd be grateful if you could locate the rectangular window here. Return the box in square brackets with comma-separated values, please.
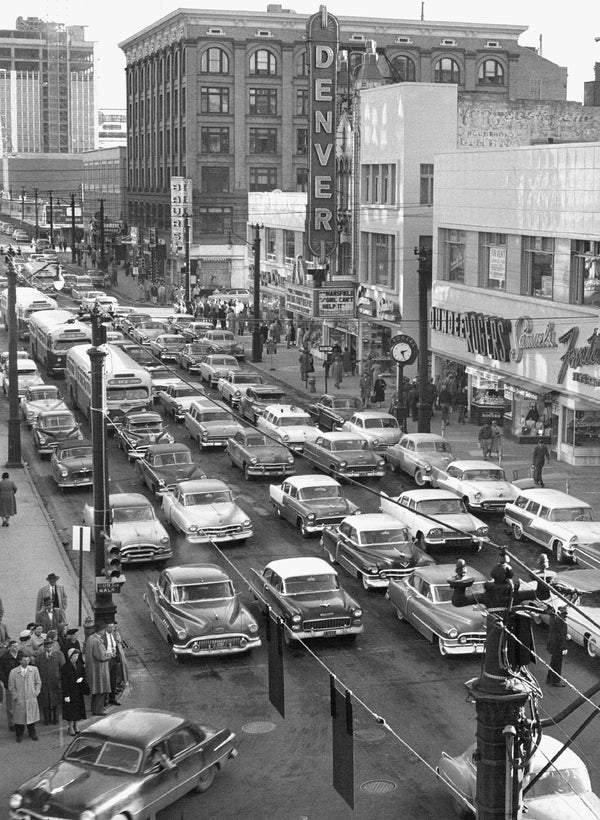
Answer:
[570, 240, 600, 305]
[202, 167, 230, 193]
[420, 163, 434, 205]
[296, 89, 308, 116]
[360, 232, 396, 289]
[249, 167, 277, 191]
[361, 164, 396, 204]
[198, 206, 233, 234]
[200, 127, 230, 153]
[381, 165, 396, 205]
[284, 230, 295, 262]
[296, 168, 308, 192]
[249, 128, 277, 154]
[296, 128, 308, 155]
[521, 236, 555, 299]
[266, 227, 277, 260]
[478, 233, 507, 290]
[249, 88, 277, 115]
[200, 87, 230, 114]
[443, 229, 466, 283]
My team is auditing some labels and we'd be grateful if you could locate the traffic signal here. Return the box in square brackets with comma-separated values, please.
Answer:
[104, 538, 126, 587]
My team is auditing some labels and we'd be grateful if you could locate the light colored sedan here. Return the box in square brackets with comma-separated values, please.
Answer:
[162, 478, 253, 544]
[538, 569, 600, 658]
[20, 384, 67, 425]
[197, 354, 240, 387]
[431, 460, 518, 513]
[385, 433, 454, 485]
[341, 410, 401, 450]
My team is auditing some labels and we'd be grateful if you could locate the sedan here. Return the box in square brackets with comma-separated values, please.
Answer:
[269, 474, 360, 538]
[2, 357, 43, 397]
[131, 320, 169, 345]
[226, 429, 295, 480]
[32, 408, 82, 457]
[182, 321, 214, 343]
[385, 432, 454, 486]
[50, 438, 94, 489]
[197, 354, 240, 387]
[341, 410, 401, 450]
[162, 478, 253, 544]
[20, 384, 67, 425]
[302, 431, 386, 480]
[321, 513, 434, 589]
[136, 442, 207, 496]
[386, 564, 487, 656]
[238, 385, 288, 424]
[201, 329, 245, 360]
[251, 556, 364, 645]
[157, 381, 207, 421]
[144, 564, 261, 660]
[431, 460, 519, 513]
[176, 342, 215, 372]
[438, 734, 600, 819]
[80, 290, 107, 310]
[147, 333, 186, 361]
[218, 370, 264, 407]
[8, 708, 237, 819]
[114, 409, 174, 461]
[307, 394, 364, 431]
[534, 569, 600, 658]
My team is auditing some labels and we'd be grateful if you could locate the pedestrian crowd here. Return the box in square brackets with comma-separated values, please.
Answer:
[0, 572, 127, 742]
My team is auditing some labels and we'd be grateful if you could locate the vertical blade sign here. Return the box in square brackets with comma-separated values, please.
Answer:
[306, 7, 339, 259]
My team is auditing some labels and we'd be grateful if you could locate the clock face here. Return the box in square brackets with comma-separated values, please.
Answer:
[393, 342, 413, 362]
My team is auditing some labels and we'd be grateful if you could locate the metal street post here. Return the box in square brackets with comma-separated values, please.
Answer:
[34, 188, 39, 241]
[99, 198, 106, 272]
[20, 188, 25, 222]
[49, 191, 54, 248]
[5, 259, 22, 468]
[252, 223, 263, 363]
[70, 193, 77, 263]
[414, 247, 432, 433]
[184, 213, 191, 303]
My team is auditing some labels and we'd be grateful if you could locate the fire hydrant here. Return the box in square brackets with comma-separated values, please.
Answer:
[308, 376, 316, 393]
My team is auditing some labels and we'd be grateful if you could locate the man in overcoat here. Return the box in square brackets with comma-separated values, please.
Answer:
[0, 639, 20, 730]
[85, 623, 112, 716]
[35, 638, 65, 724]
[36, 598, 66, 634]
[35, 572, 68, 618]
[546, 605, 569, 686]
[8, 653, 41, 742]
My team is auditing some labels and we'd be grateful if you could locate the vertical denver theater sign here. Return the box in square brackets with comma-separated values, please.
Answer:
[306, 7, 339, 260]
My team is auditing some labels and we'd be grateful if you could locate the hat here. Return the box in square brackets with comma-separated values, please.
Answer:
[67, 648, 80, 660]
[26, 622, 36, 630]
[66, 628, 79, 636]
[19, 630, 31, 640]
[46, 573, 60, 581]
[43, 638, 54, 647]
[8, 640, 17, 646]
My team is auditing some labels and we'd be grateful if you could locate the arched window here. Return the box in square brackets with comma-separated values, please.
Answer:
[201, 47, 229, 74]
[296, 50, 308, 76]
[391, 55, 416, 82]
[478, 59, 504, 86]
[434, 57, 460, 84]
[250, 49, 277, 75]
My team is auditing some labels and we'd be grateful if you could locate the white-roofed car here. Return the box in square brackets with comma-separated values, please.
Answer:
[184, 399, 245, 448]
[147, 333, 186, 361]
[532, 568, 600, 658]
[250, 556, 363, 645]
[302, 430, 386, 480]
[157, 380, 206, 422]
[218, 370, 264, 407]
[341, 410, 401, 451]
[2, 357, 43, 397]
[385, 432, 454, 485]
[20, 384, 67, 425]
[257, 404, 320, 452]
[161, 478, 253, 544]
[197, 354, 241, 387]
[431, 459, 519, 514]
[269, 474, 360, 538]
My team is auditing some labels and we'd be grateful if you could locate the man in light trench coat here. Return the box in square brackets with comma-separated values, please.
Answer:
[85, 623, 112, 716]
[8, 652, 41, 742]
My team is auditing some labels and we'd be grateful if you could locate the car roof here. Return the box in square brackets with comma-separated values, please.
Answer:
[108, 492, 151, 507]
[38, 408, 74, 417]
[414, 564, 487, 584]
[57, 438, 92, 449]
[164, 563, 232, 585]
[265, 556, 336, 579]
[248, 386, 286, 395]
[347, 513, 407, 530]
[552, 569, 600, 592]
[176, 478, 229, 492]
[145, 442, 192, 455]
[155, 333, 182, 340]
[285, 475, 340, 489]
[16, 358, 38, 369]
[351, 410, 396, 419]
[263, 404, 309, 415]
[318, 431, 365, 441]
[515, 488, 590, 507]
[399, 433, 446, 443]
[317, 393, 356, 401]
[400, 489, 462, 501]
[127, 412, 162, 423]
[26, 385, 59, 394]
[83, 708, 188, 748]
[449, 460, 505, 470]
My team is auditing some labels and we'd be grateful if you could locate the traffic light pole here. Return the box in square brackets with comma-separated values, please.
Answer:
[414, 247, 432, 433]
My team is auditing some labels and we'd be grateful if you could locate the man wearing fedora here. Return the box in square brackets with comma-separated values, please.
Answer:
[35, 573, 68, 619]
[8, 652, 41, 742]
[35, 637, 65, 725]
[84, 623, 112, 716]
[36, 597, 66, 634]
[546, 605, 570, 687]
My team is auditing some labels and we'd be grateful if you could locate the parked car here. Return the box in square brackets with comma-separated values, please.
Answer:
[161, 478, 253, 544]
[431, 460, 519, 513]
[238, 385, 288, 424]
[184, 399, 245, 448]
[114, 408, 174, 461]
[321, 513, 434, 589]
[8, 708, 237, 818]
[533, 569, 600, 658]
[386, 564, 487, 656]
[2, 357, 43, 397]
[176, 341, 214, 373]
[385, 433, 454, 485]
[148, 333, 186, 361]
[50, 438, 94, 489]
[302, 431, 386, 480]
[218, 370, 264, 407]
[250, 557, 364, 645]
[157, 380, 206, 421]
[201, 329, 245, 360]
[167, 313, 196, 334]
[307, 394, 365, 431]
[0, 349, 30, 374]
[32, 408, 83, 457]
[437, 734, 600, 819]
[197, 354, 240, 387]
[226, 428, 295, 480]
[20, 384, 67, 425]
[269, 474, 360, 538]
[83, 492, 172, 564]
[257, 404, 320, 452]
[341, 410, 401, 450]
[379, 489, 489, 552]
[70, 277, 95, 301]
[181, 320, 214, 343]
[136, 442, 207, 496]
[144, 564, 261, 661]
[503, 487, 600, 564]
[11, 229, 29, 242]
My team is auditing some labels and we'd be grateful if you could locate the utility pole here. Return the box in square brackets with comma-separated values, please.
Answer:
[49, 191, 54, 248]
[34, 188, 39, 241]
[184, 213, 191, 304]
[70, 193, 76, 263]
[20, 188, 25, 222]
[252, 223, 263, 363]
[99, 198, 106, 272]
[5, 257, 22, 468]
[414, 246, 432, 432]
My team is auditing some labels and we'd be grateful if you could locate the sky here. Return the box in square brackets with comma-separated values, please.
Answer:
[1, 0, 598, 109]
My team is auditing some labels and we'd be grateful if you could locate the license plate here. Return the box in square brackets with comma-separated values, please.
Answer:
[212, 640, 228, 649]
[323, 630, 337, 638]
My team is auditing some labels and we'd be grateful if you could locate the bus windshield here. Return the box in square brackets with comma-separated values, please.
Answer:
[107, 386, 150, 402]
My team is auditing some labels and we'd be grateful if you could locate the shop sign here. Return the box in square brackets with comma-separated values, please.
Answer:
[306, 8, 339, 258]
[317, 287, 355, 317]
[465, 366, 501, 388]
[285, 285, 313, 316]
[170, 176, 192, 253]
[557, 326, 600, 384]
[504, 385, 537, 401]
[431, 307, 511, 363]
[488, 247, 506, 285]
[509, 316, 557, 363]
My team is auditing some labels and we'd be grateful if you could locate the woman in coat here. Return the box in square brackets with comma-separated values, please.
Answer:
[0, 471, 17, 526]
[61, 648, 88, 735]
[331, 353, 344, 389]
[373, 375, 387, 408]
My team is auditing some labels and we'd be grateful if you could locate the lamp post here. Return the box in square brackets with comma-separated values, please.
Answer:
[252, 223, 263, 363]
[414, 246, 432, 433]
[49, 191, 54, 248]
[184, 213, 191, 304]
[5, 257, 22, 468]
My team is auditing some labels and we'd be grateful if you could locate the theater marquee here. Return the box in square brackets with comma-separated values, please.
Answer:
[306, 7, 338, 259]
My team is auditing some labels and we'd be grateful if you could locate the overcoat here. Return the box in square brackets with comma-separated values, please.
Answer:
[0, 477, 17, 517]
[8, 665, 41, 724]
[84, 632, 111, 694]
[35, 648, 65, 710]
[60, 658, 88, 722]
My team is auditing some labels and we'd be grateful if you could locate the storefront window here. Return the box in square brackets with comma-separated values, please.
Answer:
[443, 229, 465, 282]
[570, 240, 600, 306]
[563, 408, 600, 448]
[522, 236, 554, 299]
[479, 233, 507, 290]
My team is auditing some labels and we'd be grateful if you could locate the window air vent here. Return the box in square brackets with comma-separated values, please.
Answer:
[440, 38, 457, 46]
[256, 30, 273, 38]
[207, 28, 225, 35]
[395, 36, 412, 44]
[485, 40, 501, 48]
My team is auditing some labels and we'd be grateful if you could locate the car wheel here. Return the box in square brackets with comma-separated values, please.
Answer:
[193, 763, 217, 793]
[414, 468, 426, 487]
[585, 634, 598, 658]
[299, 519, 311, 539]
[512, 523, 523, 541]
[438, 638, 448, 656]
[553, 540, 565, 563]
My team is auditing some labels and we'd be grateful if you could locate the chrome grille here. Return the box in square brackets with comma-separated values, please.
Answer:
[199, 525, 246, 539]
[303, 616, 351, 631]
[459, 633, 486, 645]
[188, 636, 245, 651]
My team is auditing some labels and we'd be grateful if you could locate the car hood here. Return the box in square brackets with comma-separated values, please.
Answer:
[525, 791, 600, 819]
[183, 502, 247, 525]
[358, 543, 434, 568]
[37, 426, 80, 442]
[427, 513, 483, 533]
[201, 421, 243, 434]
[461, 480, 515, 498]
[307, 498, 355, 514]
[356, 427, 400, 445]
[59, 456, 94, 471]
[248, 445, 290, 462]
[278, 425, 319, 441]
[127, 431, 171, 445]
[112, 520, 167, 545]
[154, 463, 205, 482]
[437, 602, 486, 631]
[286, 590, 355, 616]
[410, 453, 453, 470]
[551, 522, 600, 541]
[26, 399, 66, 414]
[15, 760, 130, 815]
[174, 597, 250, 631]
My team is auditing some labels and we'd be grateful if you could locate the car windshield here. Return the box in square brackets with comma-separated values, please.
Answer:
[113, 506, 154, 522]
[183, 490, 233, 505]
[209, 357, 234, 366]
[29, 388, 59, 400]
[235, 375, 259, 384]
[173, 581, 234, 603]
[155, 452, 193, 466]
[299, 486, 342, 501]
[40, 414, 76, 430]
[160, 338, 183, 347]
[126, 349, 155, 366]
[358, 528, 409, 545]
[277, 415, 312, 426]
[527, 765, 590, 798]
[253, 392, 285, 402]
[141, 322, 164, 330]
[331, 398, 362, 410]
[364, 417, 398, 429]
[462, 469, 505, 481]
[416, 441, 452, 453]
[65, 737, 142, 774]
[331, 439, 368, 452]
[245, 434, 268, 446]
[431, 581, 486, 603]
[580, 590, 600, 607]
[417, 498, 467, 515]
[59, 447, 92, 459]
[199, 411, 229, 423]
[284, 574, 340, 594]
[108, 387, 150, 402]
[129, 422, 163, 434]
[550, 507, 593, 522]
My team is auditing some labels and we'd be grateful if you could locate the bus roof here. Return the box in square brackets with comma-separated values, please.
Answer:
[28, 309, 80, 331]
[66, 342, 149, 376]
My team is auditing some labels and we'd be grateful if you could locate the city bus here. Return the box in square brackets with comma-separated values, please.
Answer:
[28, 309, 92, 377]
[0, 287, 58, 340]
[65, 343, 153, 420]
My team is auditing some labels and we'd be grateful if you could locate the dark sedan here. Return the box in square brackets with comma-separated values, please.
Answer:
[226, 428, 295, 479]
[136, 442, 207, 496]
[302, 431, 386, 479]
[307, 393, 364, 431]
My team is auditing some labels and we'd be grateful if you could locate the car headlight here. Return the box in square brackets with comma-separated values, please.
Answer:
[188, 524, 198, 532]
[176, 629, 187, 641]
[474, 492, 483, 501]
[282, 433, 289, 441]
[242, 519, 251, 528]
[423, 465, 432, 473]
[476, 526, 489, 537]
[250, 457, 258, 465]
[307, 513, 316, 522]
[287, 456, 294, 464]
[61, 469, 69, 477]
[176, 403, 183, 411]
[339, 461, 347, 468]
[160, 536, 169, 544]
[367, 566, 378, 574]
[37, 433, 47, 443]
[378, 460, 385, 467]
[371, 438, 379, 446]
[429, 528, 443, 538]
[447, 627, 458, 638]
[249, 622, 259, 633]
[9, 794, 22, 809]
[202, 431, 208, 439]
[291, 613, 302, 623]
[352, 608, 362, 618]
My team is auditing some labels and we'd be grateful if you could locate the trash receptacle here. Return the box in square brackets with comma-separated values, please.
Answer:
[308, 376, 316, 393]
